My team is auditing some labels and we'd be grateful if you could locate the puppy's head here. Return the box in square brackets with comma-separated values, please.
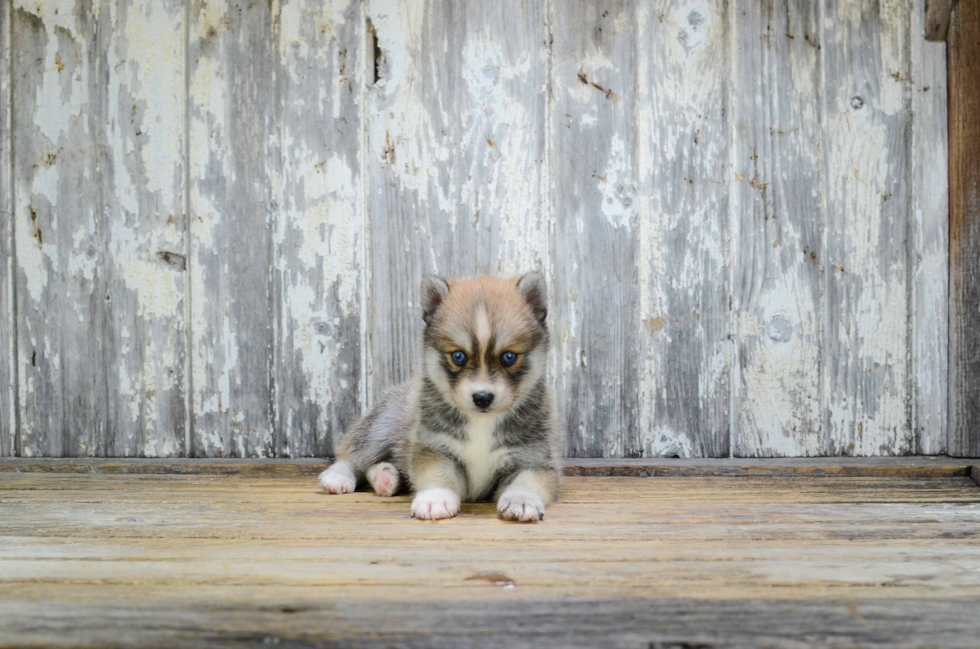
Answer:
[421, 272, 549, 417]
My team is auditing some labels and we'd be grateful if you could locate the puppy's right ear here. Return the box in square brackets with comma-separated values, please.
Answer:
[421, 275, 450, 324]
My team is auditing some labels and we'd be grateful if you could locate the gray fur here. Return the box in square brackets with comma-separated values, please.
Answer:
[322, 275, 563, 521]
[336, 372, 561, 501]
[517, 271, 549, 326]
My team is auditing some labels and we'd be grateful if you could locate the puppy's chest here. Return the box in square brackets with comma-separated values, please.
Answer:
[452, 418, 509, 499]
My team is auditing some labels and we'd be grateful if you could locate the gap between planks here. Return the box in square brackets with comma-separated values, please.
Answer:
[0, 457, 977, 480]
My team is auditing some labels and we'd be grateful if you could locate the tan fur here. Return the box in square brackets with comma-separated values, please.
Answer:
[318, 272, 562, 523]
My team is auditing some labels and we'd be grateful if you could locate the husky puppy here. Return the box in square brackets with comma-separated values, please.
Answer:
[318, 272, 561, 522]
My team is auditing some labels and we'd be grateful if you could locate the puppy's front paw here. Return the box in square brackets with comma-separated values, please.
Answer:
[497, 489, 545, 523]
[411, 488, 461, 520]
[318, 461, 356, 494]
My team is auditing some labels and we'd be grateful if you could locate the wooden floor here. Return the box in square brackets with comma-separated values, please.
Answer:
[2, 463, 980, 648]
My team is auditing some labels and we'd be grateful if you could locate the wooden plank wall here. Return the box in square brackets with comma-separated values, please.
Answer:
[0, 0, 11, 457]
[0, 0, 954, 459]
[949, 0, 980, 458]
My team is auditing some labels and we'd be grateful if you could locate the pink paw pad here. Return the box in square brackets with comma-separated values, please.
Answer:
[367, 463, 400, 497]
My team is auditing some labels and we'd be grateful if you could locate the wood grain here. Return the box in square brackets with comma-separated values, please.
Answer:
[636, 0, 731, 458]
[3, 456, 974, 477]
[276, 0, 364, 458]
[949, 0, 980, 457]
[0, 0, 955, 460]
[450, 1, 549, 280]
[12, 0, 108, 457]
[11, 0, 187, 458]
[188, 0, 278, 457]
[364, 0, 549, 403]
[911, 0, 950, 454]
[100, 0, 187, 457]
[924, 0, 954, 40]
[363, 0, 448, 398]
[822, 0, 913, 456]
[3, 598, 980, 649]
[0, 0, 12, 458]
[551, 0, 639, 458]
[1, 473, 980, 647]
[731, 0, 824, 457]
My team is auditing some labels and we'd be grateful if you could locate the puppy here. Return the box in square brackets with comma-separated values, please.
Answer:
[318, 272, 561, 522]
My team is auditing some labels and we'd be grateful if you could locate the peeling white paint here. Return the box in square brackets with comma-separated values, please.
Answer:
[597, 133, 635, 231]
[636, 0, 730, 457]
[910, 0, 949, 454]
[8, 0, 949, 459]
[458, 25, 548, 275]
[16, 0, 88, 143]
[823, 0, 913, 456]
[119, 0, 184, 211]
[729, 0, 826, 457]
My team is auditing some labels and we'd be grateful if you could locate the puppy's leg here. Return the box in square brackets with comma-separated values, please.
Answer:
[319, 388, 405, 495]
[410, 448, 465, 520]
[366, 462, 401, 497]
[496, 468, 559, 523]
[318, 460, 357, 494]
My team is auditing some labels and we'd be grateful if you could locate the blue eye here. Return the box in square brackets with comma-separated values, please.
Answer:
[501, 351, 518, 366]
[451, 351, 467, 366]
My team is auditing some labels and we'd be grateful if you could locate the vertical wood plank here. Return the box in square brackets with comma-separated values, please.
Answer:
[822, 0, 913, 455]
[0, 0, 12, 457]
[911, 0, 948, 455]
[13, 0, 108, 457]
[635, 0, 731, 457]
[364, 0, 454, 397]
[364, 0, 548, 402]
[101, 0, 186, 456]
[924, 0, 953, 41]
[731, 0, 824, 457]
[949, 0, 980, 457]
[188, 0, 278, 457]
[552, 0, 640, 458]
[13, 0, 187, 458]
[451, 2, 550, 280]
[277, 0, 363, 458]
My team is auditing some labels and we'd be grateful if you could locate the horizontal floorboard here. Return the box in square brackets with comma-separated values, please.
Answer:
[4, 599, 980, 649]
[1, 457, 977, 478]
[2, 472, 980, 647]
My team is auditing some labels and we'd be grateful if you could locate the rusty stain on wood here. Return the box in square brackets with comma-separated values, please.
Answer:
[576, 71, 617, 102]
[464, 571, 516, 587]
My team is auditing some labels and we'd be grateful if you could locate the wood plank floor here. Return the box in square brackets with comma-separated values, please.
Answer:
[2, 469, 980, 648]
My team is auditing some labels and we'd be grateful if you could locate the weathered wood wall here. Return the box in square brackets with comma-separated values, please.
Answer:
[0, 0, 953, 458]
[949, 0, 980, 458]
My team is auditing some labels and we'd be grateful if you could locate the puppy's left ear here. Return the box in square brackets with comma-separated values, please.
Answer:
[421, 275, 450, 324]
[518, 271, 548, 326]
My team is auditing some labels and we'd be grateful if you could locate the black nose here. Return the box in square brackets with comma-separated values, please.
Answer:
[472, 391, 495, 409]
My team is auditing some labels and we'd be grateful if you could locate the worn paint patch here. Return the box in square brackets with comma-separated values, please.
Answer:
[823, 0, 912, 456]
[636, 0, 731, 458]
[730, 0, 824, 457]
[6, 0, 948, 459]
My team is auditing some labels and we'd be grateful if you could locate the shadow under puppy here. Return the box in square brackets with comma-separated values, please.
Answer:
[319, 272, 561, 522]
